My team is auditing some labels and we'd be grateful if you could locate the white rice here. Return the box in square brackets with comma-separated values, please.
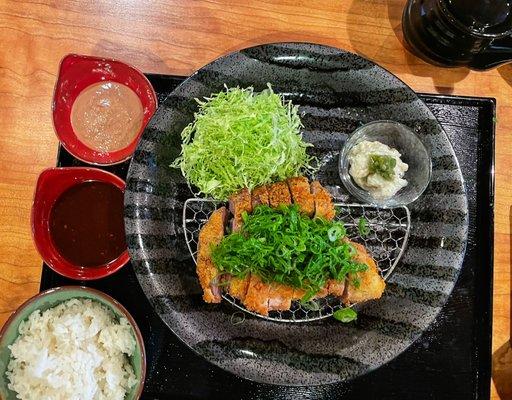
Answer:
[6, 298, 138, 400]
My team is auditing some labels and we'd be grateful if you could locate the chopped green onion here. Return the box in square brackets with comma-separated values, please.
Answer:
[333, 307, 358, 323]
[357, 217, 370, 237]
[328, 225, 345, 242]
[368, 154, 396, 181]
[230, 312, 246, 325]
[352, 277, 361, 288]
[301, 300, 321, 312]
[211, 205, 367, 298]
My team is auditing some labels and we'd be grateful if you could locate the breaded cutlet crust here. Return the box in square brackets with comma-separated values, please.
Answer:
[251, 185, 270, 208]
[228, 275, 251, 301]
[268, 282, 295, 311]
[268, 181, 292, 208]
[287, 176, 315, 217]
[311, 180, 335, 220]
[342, 241, 385, 304]
[244, 274, 271, 316]
[196, 207, 227, 303]
[229, 188, 252, 232]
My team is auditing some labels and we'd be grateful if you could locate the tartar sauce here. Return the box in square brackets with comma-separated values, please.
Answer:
[348, 140, 408, 199]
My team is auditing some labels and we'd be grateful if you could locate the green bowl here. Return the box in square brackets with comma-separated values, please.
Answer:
[0, 286, 146, 400]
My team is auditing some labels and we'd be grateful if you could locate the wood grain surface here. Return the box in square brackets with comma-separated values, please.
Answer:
[0, 0, 510, 397]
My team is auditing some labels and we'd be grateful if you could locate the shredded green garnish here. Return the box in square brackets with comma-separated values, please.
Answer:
[368, 154, 396, 181]
[170, 85, 314, 200]
[357, 217, 370, 237]
[333, 307, 358, 323]
[211, 205, 368, 301]
[230, 312, 246, 325]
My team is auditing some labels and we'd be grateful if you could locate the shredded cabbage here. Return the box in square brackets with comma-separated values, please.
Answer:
[171, 85, 313, 200]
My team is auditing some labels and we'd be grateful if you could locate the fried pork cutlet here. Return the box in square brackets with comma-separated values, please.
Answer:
[326, 279, 345, 297]
[196, 207, 227, 303]
[292, 287, 307, 301]
[310, 181, 335, 220]
[268, 282, 295, 312]
[273, 280, 342, 304]
[221, 243, 381, 312]
[342, 242, 385, 304]
[268, 181, 292, 208]
[229, 188, 252, 232]
[196, 177, 383, 314]
[309, 281, 344, 300]
[227, 275, 251, 302]
[243, 274, 271, 316]
[287, 176, 315, 217]
[251, 185, 270, 209]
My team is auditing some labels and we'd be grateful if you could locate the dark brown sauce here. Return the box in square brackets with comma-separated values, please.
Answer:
[49, 181, 126, 267]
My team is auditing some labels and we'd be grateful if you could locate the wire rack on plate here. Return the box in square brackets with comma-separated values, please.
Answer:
[183, 198, 410, 323]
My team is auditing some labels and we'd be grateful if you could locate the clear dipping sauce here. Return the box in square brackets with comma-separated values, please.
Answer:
[49, 181, 127, 266]
[70, 81, 143, 153]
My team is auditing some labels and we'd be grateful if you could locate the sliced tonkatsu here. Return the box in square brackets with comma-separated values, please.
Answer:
[227, 275, 251, 302]
[251, 185, 270, 208]
[268, 181, 292, 207]
[287, 176, 315, 217]
[229, 188, 252, 232]
[311, 180, 335, 220]
[326, 279, 345, 297]
[342, 242, 385, 304]
[268, 282, 295, 312]
[244, 274, 272, 316]
[196, 207, 227, 303]
[195, 177, 385, 315]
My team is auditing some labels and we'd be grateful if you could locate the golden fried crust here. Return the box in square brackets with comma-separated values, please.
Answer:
[290, 280, 345, 301]
[251, 185, 270, 208]
[326, 280, 345, 297]
[313, 286, 329, 299]
[310, 181, 335, 220]
[243, 274, 271, 316]
[342, 242, 385, 304]
[197, 207, 227, 303]
[268, 282, 295, 311]
[229, 188, 252, 232]
[292, 287, 307, 301]
[268, 181, 292, 208]
[287, 177, 315, 217]
[228, 275, 251, 301]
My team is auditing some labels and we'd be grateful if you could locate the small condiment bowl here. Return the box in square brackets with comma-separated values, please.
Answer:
[339, 120, 432, 207]
[0, 286, 146, 400]
[52, 54, 157, 165]
[31, 167, 129, 280]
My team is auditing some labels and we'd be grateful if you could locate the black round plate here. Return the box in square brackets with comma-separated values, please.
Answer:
[124, 43, 468, 385]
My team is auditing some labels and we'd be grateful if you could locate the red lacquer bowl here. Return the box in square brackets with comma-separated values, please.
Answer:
[52, 54, 157, 165]
[31, 167, 130, 280]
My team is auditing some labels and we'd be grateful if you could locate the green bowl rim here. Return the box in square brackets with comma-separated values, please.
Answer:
[0, 285, 146, 399]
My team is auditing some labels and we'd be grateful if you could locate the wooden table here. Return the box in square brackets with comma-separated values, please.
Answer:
[1, 0, 510, 397]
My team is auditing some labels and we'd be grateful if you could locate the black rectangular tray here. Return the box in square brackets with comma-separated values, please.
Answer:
[40, 74, 495, 400]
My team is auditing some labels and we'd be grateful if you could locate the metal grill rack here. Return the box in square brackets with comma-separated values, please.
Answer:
[183, 198, 410, 322]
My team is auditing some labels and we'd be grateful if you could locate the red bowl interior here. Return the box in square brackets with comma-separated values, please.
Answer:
[31, 167, 130, 280]
[52, 54, 157, 165]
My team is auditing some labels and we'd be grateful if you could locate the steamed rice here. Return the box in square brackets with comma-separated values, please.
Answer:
[6, 298, 137, 400]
